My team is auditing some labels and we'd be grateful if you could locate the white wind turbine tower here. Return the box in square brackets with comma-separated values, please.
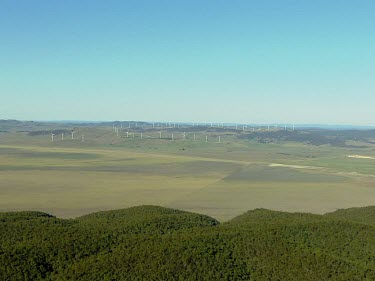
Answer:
[183, 132, 186, 140]
[126, 131, 129, 138]
[71, 131, 74, 140]
[205, 136, 208, 143]
[193, 134, 196, 141]
[171, 133, 174, 141]
[61, 133, 64, 141]
[140, 132, 143, 140]
[51, 133, 55, 142]
[159, 131, 162, 139]
[218, 136, 221, 143]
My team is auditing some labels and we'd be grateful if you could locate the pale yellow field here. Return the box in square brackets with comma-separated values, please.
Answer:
[1, 130, 375, 221]
[0, 170, 225, 218]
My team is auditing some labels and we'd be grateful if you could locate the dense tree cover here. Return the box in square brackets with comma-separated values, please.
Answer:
[1, 205, 375, 280]
[325, 206, 375, 226]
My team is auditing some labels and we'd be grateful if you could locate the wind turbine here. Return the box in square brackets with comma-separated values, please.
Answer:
[218, 136, 221, 143]
[183, 132, 186, 140]
[141, 132, 143, 140]
[61, 133, 64, 141]
[171, 133, 174, 141]
[51, 133, 55, 142]
[71, 131, 74, 140]
[159, 131, 162, 139]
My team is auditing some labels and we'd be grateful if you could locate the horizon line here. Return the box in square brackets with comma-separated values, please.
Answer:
[1, 119, 374, 128]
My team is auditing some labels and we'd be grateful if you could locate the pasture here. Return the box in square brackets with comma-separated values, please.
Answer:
[1, 124, 375, 221]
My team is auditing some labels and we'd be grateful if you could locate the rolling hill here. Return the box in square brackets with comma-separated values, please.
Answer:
[1, 205, 375, 280]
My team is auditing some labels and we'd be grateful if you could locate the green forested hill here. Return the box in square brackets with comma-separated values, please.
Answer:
[1, 206, 375, 280]
[325, 206, 375, 226]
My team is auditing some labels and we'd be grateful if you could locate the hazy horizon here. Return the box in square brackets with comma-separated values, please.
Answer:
[2, 118, 375, 129]
[1, 1, 374, 125]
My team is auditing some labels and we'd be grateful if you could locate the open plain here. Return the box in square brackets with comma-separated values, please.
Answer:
[1, 122, 375, 221]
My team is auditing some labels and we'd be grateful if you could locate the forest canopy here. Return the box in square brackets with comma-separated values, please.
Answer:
[1, 205, 375, 280]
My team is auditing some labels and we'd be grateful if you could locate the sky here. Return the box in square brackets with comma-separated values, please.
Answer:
[0, 1, 374, 125]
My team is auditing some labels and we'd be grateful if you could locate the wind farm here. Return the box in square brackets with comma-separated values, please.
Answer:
[1, 119, 375, 221]
[2, 1, 375, 279]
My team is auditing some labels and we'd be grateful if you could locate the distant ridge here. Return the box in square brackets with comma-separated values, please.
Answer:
[1, 119, 374, 130]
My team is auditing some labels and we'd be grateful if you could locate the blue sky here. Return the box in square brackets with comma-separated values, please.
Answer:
[1, 1, 374, 125]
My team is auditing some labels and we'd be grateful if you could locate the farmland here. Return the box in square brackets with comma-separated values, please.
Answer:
[1, 121, 375, 221]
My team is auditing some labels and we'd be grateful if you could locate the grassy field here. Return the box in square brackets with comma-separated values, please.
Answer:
[1, 124, 375, 221]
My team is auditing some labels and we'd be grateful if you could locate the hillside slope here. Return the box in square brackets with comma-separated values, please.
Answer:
[325, 206, 375, 226]
[1, 206, 375, 280]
